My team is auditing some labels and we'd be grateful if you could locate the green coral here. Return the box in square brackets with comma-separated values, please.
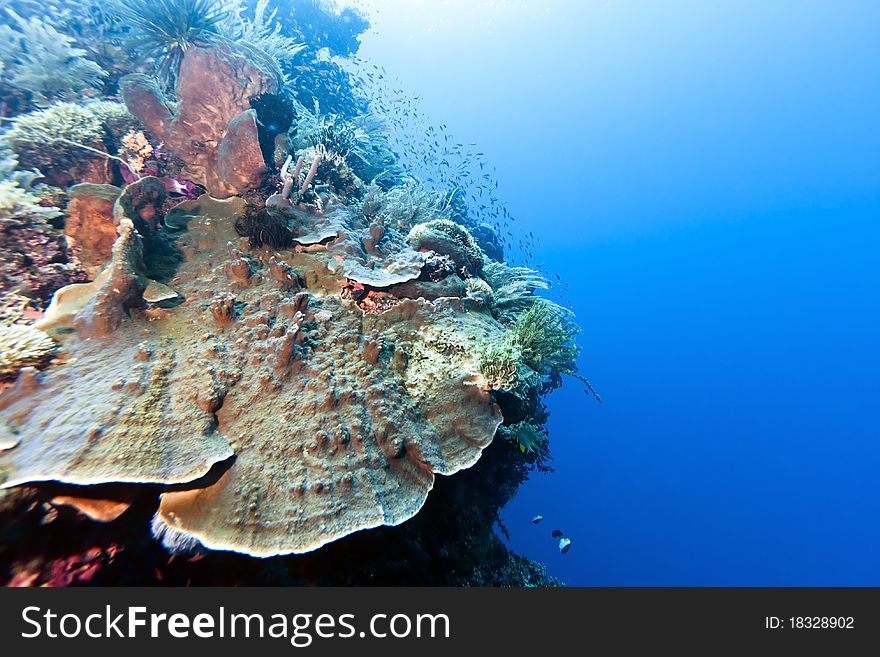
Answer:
[477, 338, 522, 392]
[3, 100, 136, 174]
[408, 218, 486, 274]
[510, 300, 580, 376]
[0, 9, 107, 106]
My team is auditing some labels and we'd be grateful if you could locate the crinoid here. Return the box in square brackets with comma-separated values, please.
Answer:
[234, 205, 293, 249]
[112, 0, 228, 87]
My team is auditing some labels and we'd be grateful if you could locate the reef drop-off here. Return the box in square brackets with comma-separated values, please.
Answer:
[0, 0, 590, 586]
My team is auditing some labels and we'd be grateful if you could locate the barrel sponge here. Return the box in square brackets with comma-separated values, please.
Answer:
[407, 219, 486, 273]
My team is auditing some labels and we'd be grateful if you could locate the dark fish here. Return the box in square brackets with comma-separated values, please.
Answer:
[551, 529, 564, 538]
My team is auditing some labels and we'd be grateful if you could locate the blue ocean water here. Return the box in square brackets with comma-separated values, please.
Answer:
[356, 0, 880, 584]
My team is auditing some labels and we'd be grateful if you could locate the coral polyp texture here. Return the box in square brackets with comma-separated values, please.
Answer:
[0, 323, 56, 382]
[0, 1, 589, 585]
[0, 194, 507, 557]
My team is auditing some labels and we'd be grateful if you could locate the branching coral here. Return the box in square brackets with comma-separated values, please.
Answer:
[0, 10, 107, 106]
[4, 102, 103, 171]
[3, 101, 138, 186]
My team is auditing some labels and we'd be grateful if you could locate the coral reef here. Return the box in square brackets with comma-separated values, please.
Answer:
[0, 10, 106, 107]
[4, 101, 137, 187]
[120, 38, 281, 197]
[65, 184, 122, 277]
[0, 323, 56, 382]
[0, 1, 592, 586]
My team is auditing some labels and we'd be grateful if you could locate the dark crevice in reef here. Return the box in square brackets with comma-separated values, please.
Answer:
[250, 93, 294, 173]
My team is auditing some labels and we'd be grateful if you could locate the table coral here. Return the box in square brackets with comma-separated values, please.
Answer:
[0, 197, 509, 556]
